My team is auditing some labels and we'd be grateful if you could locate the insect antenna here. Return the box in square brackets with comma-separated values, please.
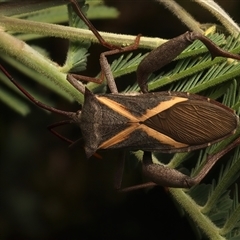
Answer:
[0, 64, 84, 144]
[0, 64, 76, 118]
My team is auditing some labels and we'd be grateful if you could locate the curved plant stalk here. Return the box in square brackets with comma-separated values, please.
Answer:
[193, 0, 240, 37]
[156, 0, 203, 33]
[0, 16, 162, 49]
[157, 0, 240, 37]
[0, 30, 84, 104]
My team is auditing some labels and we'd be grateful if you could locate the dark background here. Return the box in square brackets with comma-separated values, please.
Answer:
[1, 0, 240, 239]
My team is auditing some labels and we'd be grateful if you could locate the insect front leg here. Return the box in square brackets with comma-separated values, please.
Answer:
[68, 0, 120, 50]
[67, 35, 141, 94]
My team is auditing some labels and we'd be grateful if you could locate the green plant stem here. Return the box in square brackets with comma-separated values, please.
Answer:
[169, 188, 225, 240]
[193, 0, 240, 37]
[167, 152, 190, 168]
[156, 0, 203, 33]
[0, 0, 67, 16]
[0, 16, 165, 50]
[0, 30, 84, 103]
[148, 57, 240, 93]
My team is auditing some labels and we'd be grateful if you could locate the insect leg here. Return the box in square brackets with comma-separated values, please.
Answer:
[66, 74, 86, 94]
[119, 182, 158, 193]
[0, 64, 75, 118]
[142, 136, 240, 188]
[188, 136, 240, 186]
[142, 152, 193, 188]
[68, 0, 121, 50]
[137, 31, 240, 93]
[67, 35, 141, 93]
[113, 151, 157, 192]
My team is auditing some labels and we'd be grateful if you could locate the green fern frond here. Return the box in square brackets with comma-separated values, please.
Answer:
[147, 34, 240, 94]
[63, 2, 90, 73]
[107, 52, 147, 78]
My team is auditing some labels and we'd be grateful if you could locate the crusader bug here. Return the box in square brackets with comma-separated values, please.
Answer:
[1, 1, 240, 189]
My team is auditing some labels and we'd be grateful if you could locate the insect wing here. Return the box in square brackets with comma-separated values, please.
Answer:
[146, 100, 237, 141]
